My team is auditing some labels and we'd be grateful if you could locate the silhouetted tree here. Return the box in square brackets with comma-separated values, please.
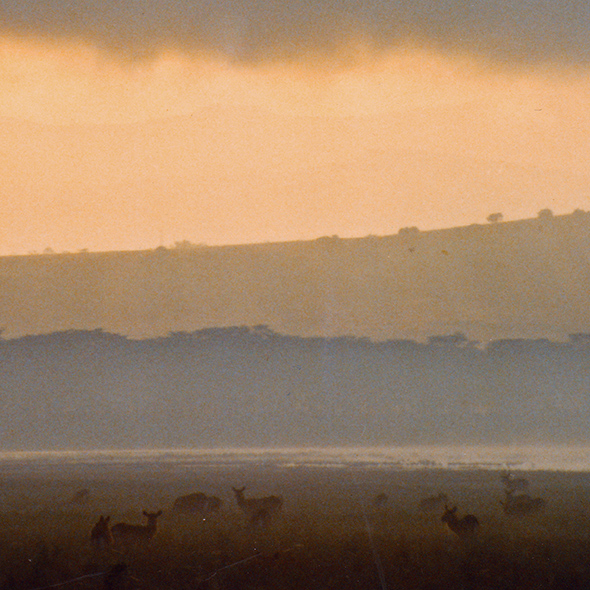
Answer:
[537, 208, 554, 220]
[487, 213, 503, 223]
[428, 332, 471, 347]
[398, 226, 420, 236]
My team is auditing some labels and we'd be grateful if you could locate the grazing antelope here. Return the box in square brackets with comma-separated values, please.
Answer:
[419, 492, 448, 512]
[111, 510, 162, 544]
[68, 488, 91, 505]
[501, 490, 546, 516]
[441, 505, 479, 538]
[172, 492, 222, 515]
[90, 515, 113, 550]
[232, 486, 283, 526]
[373, 493, 389, 509]
[500, 471, 530, 493]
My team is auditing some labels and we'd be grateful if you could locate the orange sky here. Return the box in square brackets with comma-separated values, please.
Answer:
[1, 34, 589, 255]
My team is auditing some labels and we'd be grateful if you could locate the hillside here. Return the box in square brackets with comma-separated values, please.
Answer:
[0, 210, 589, 341]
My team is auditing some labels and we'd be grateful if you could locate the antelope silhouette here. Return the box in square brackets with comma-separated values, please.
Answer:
[441, 505, 479, 538]
[373, 493, 389, 509]
[90, 515, 113, 550]
[501, 490, 546, 516]
[111, 510, 162, 544]
[500, 471, 529, 493]
[232, 486, 283, 526]
[172, 492, 222, 515]
[68, 488, 91, 505]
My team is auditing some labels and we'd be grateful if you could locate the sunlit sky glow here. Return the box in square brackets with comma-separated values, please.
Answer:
[0, 1, 589, 255]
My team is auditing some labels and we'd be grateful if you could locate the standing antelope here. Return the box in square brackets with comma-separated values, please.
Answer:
[501, 471, 530, 493]
[441, 505, 479, 538]
[111, 510, 162, 544]
[501, 490, 546, 516]
[373, 493, 389, 510]
[172, 492, 222, 515]
[68, 488, 91, 505]
[90, 515, 113, 550]
[232, 486, 283, 526]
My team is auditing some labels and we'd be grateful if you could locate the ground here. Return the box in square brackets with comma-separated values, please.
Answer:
[0, 461, 589, 589]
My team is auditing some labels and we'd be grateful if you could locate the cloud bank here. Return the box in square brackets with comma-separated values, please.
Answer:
[1, 0, 590, 66]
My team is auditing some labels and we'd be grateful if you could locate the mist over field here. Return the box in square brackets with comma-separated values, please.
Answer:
[0, 326, 588, 450]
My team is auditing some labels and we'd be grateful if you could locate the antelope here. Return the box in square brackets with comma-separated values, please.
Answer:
[90, 515, 113, 550]
[441, 505, 479, 538]
[232, 487, 283, 526]
[172, 492, 222, 515]
[500, 490, 546, 516]
[68, 488, 91, 505]
[419, 492, 448, 512]
[500, 471, 530, 493]
[111, 510, 162, 544]
[373, 493, 389, 509]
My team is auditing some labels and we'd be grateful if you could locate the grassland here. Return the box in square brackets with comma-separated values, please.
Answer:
[0, 461, 589, 589]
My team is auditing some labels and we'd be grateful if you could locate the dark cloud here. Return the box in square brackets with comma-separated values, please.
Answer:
[1, 0, 590, 65]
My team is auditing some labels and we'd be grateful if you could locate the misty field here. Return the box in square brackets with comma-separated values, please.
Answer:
[1, 462, 590, 589]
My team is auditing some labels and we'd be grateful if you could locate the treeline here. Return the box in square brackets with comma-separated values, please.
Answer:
[0, 327, 589, 450]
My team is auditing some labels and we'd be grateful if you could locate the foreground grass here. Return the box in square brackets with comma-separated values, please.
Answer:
[0, 466, 589, 589]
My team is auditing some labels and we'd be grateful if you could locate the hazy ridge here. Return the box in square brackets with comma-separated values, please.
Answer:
[1, 210, 589, 341]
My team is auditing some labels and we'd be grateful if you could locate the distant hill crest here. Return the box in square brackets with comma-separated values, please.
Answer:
[0, 209, 589, 342]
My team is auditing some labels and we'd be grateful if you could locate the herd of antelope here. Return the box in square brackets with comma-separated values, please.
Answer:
[90, 486, 284, 549]
[499, 471, 546, 516]
[89, 471, 546, 548]
[433, 471, 546, 538]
